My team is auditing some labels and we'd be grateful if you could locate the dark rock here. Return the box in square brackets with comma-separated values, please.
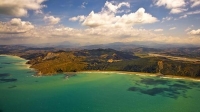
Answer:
[0, 78, 17, 82]
[0, 73, 10, 78]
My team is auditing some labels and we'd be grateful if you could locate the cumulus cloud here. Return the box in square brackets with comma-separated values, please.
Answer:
[1, 1, 200, 46]
[1, 19, 200, 45]
[0, 0, 46, 17]
[154, 0, 187, 14]
[70, 1, 158, 28]
[154, 29, 163, 32]
[44, 16, 60, 25]
[188, 29, 200, 35]
[0, 18, 34, 35]
[169, 27, 176, 30]
[154, 0, 200, 14]
[10, 18, 22, 26]
[103, 1, 130, 13]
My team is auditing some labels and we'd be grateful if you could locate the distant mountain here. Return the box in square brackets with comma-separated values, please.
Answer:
[79, 41, 200, 50]
[74, 48, 139, 60]
[2, 40, 199, 50]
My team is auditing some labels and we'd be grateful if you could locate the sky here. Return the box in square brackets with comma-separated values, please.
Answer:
[0, 0, 200, 46]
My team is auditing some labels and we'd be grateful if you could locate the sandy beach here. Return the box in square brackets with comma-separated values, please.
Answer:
[79, 70, 200, 82]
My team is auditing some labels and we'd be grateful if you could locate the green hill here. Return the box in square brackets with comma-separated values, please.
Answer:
[27, 52, 87, 75]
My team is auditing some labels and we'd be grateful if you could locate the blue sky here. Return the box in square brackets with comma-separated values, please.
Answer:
[0, 0, 200, 45]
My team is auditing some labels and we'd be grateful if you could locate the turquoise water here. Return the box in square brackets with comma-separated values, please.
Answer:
[1, 55, 200, 112]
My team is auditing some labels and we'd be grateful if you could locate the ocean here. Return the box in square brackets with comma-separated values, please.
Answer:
[1, 55, 200, 112]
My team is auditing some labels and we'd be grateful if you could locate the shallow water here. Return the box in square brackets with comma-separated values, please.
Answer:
[1, 55, 200, 112]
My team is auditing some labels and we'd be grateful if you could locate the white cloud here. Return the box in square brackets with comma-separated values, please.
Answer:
[190, 0, 200, 7]
[154, 0, 200, 14]
[104, 1, 130, 13]
[154, 0, 186, 9]
[170, 8, 188, 14]
[1, 1, 200, 46]
[10, 18, 34, 30]
[154, 0, 186, 14]
[71, 1, 158, 28]
[10, 18, 22, 26]
[0, 0, 46, 17]
[81, 2, 88, 8]
[69, 15, 86, 22]
[169, 27, 176, 30]
[187, 10, 200, 15]
[162, 16, 173, 22]
[179, 14, 187, 19]
[154, 29, 163, 32]
[1, 19, 200, 45]
[44, 16, 60, 25]
[185, 25, 194, 32]
[35, 10, 43, 14]
[185, 27, 191, 32]
[0, 18, 34, 34]
[188, 29, 200, 35]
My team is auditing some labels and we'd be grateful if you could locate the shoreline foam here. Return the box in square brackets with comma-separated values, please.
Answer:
[79, 70, 200, 82]
[0, 54, 26, 60]
[0, 54, 32, 69]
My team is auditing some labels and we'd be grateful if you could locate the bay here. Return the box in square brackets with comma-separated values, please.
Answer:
[1, 55, 200, 112]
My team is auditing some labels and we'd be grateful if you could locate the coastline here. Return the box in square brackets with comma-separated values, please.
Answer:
[0, 54, 32, 69]
[1, 54, 200, 82]
[0, 54, 26, 60]
[79, 70, 200, 82]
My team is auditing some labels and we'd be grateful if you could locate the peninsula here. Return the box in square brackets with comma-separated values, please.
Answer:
[1, 45, 200, 77]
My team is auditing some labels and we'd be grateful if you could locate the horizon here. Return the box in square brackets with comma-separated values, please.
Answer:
[0, 0, 200, 45]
